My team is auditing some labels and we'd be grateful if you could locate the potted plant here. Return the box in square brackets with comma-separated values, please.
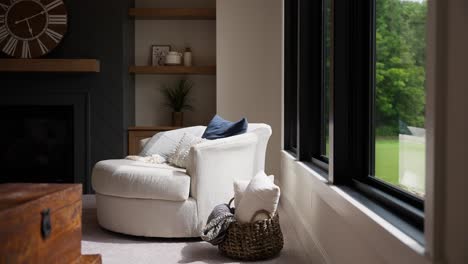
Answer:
[161, 79, 194, 127]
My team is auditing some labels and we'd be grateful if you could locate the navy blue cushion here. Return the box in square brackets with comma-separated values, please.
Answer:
[202, 115, 248, 140]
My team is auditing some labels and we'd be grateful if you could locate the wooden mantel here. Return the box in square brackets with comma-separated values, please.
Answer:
[0, 59, 101, 73]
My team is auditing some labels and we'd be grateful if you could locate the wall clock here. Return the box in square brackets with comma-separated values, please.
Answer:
[0, 0, 67, 58]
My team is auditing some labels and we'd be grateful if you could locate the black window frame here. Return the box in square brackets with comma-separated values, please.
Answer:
[284, 0, 298, 154]
[297, 0, 323, 166]
[332, 0, 425, 231]
[284, 0, 330, 172]
[284, 0, 426, 234]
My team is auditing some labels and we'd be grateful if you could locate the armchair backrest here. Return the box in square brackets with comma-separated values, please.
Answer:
[247, 124, 272, 174]
[138, 124, 272, 172]
[187, 131, 261, 230]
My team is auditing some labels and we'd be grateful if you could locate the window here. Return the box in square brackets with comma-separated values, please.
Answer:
[284, 0, 428, 238]
[284, 0, 330, 170]
[334, 0, 426, 232]
[284, 0, 298, 153]
[373, 0, 427, 199]
[322, 0, 332, 159]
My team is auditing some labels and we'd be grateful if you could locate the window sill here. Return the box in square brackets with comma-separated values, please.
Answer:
[341, 184, 424, 245]
[329, 184, 426, 254]
[284, 148, 298, 157]
[281, 151, 430, 263]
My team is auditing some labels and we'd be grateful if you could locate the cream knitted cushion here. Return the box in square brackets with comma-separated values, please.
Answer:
[139, 126, 206, 158]
[168, 133, 205, 168]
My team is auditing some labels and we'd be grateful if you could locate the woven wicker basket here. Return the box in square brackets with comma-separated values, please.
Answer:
[218, 198, 284, 261]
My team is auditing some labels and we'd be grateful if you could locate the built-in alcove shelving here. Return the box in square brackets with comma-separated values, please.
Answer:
[132, 1, 216, 125]
[129, 7, 216, 76]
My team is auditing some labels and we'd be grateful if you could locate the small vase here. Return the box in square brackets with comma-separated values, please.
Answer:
[172, 112, 183, 127]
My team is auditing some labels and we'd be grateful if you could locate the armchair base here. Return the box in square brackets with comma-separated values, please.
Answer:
[96, 193, 200, 238]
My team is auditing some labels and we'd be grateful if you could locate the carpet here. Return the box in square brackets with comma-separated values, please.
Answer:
[81, 195, 309, 264]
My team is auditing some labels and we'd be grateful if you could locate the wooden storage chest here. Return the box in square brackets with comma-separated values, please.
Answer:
[0, 184, 100, 264]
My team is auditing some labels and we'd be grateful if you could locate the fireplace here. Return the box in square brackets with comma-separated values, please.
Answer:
[0, 93, 89, 191]
[0, 106, 74, 184]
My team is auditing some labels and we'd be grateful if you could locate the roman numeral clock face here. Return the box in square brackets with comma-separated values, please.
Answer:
[0, 0, 67, 58]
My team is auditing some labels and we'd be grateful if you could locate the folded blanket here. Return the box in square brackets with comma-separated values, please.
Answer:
[125, 154, 166, 164]
[201, 203, 236, 245]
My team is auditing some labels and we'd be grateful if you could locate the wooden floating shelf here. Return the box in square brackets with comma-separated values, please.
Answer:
[128, 126, 181, 131]
[0, 59, 100, 73]
[129, 65, 216, 75]
[129, 8, 216, 20]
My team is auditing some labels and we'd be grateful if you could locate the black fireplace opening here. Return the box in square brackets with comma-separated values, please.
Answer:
[0, 105, 74, 184]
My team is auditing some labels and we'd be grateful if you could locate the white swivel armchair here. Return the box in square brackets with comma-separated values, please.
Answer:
[91, 124, 271, 237]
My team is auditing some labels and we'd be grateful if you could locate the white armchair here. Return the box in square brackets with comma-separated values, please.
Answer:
[92, 124, 271, 237]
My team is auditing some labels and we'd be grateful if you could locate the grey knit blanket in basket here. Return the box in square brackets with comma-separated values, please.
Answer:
[201, 203, 236, 245]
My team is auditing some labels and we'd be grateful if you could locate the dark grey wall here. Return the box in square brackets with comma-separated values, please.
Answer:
[0, 0, 135, 193]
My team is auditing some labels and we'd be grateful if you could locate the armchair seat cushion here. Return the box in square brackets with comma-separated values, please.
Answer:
[92, 159, 190, 201]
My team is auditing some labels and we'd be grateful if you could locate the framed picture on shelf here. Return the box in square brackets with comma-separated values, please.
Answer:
[151, 45, 171, 66]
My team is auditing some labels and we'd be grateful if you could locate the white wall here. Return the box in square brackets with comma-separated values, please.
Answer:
[281, 153, 429, 264]
[280, 0, 468, 263]
[135, 0, 216, 126]
[216, 0, 283, 176]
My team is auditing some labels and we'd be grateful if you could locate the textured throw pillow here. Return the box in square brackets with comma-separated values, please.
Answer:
[233, 174, 274, 209]
[235, 171, 280, 223]
[139, 126, 205, 158]
[233, 180, 249, 210]
[168, 133, 205, 168]
[202, 115, 248, 140]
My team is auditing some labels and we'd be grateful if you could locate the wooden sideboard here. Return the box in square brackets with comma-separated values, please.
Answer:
[127, 126, 180, 155]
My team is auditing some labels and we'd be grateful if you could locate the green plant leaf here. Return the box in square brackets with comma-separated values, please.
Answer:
[160, 79, 194, 112]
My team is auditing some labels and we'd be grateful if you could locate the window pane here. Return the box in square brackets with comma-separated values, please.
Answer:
[322, 0, 332, 157]
[374, 0, 427, 198]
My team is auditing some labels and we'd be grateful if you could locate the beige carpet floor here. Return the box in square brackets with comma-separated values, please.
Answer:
[81, 195, 309, 264]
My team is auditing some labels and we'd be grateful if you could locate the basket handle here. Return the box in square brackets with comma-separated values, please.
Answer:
[250, 209, 273, 223]
[229, 198, 274, 222]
